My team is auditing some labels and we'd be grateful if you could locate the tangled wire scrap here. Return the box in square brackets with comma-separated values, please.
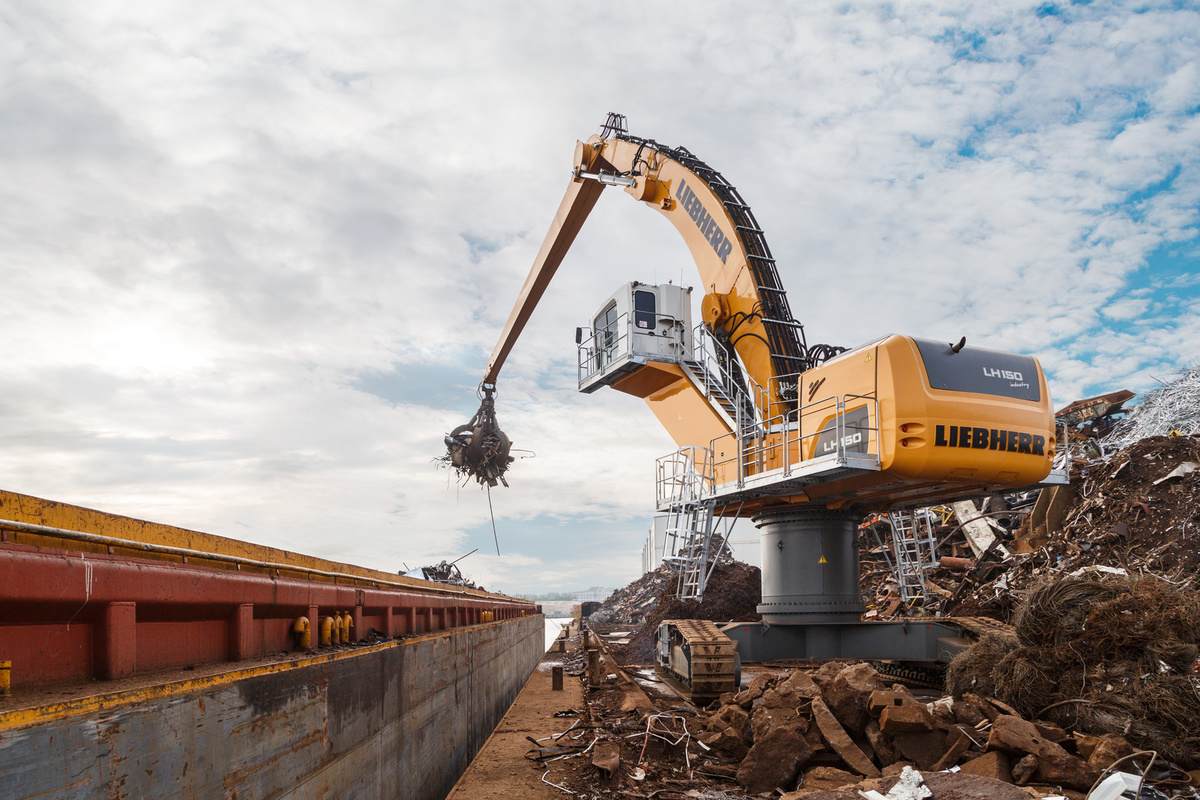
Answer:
[440, 386, 514, 487]
[947, 574, 1200, 770]
[634, 712, 700, 777]
[1105, 367, 1200, 451]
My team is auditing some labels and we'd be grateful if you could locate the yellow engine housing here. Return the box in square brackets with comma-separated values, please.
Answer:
[777, 335, 1055, 508]
[613, 333, 1055, 513]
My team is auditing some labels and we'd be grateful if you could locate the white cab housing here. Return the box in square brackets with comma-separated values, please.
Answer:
[578, 282, 694, 393]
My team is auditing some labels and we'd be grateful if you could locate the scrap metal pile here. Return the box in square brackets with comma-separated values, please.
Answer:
[615, 561, 762, 664]
[946, 574, 1200, 770]
[590, 533, 749, 625]
[685, 649, 1200, 798]
[587, 564, 676, 625]
[552, 373, 1200, 795]
[403, 559, 481, 589]
[587, 559, 761, 660]
[860, 369, 1200, 622]
[1104, 367, 1200, 451]
[553, 629, 1200, 798]
[865, 430, 1200, 624]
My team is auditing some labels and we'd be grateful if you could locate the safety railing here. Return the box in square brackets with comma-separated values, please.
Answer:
[655, 446, 716, 509]
[577, 311, 690, 386]
[763, 372, 802, 425]
[685, 324, 764, 428]
[706, 392, 881, 490]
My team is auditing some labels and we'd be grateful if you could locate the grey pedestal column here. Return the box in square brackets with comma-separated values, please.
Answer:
[755, 507, 865, 624]
[740, 507, 967, 664]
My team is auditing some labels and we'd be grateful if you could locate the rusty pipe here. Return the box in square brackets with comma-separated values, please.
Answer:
[0, 660, 10, 696]
[319, 616, 335, 647]
[292, 617, 311, 649]
[340, 612, 353, 643]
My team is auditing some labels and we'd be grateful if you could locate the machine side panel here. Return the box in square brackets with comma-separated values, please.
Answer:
[0, 617, 544, 800]
[880, 336, 1054, 487]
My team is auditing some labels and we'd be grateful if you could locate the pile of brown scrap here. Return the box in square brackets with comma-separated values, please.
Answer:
[944, 433, 1200, 622]
[588, 563, 675, 625]
[947, 573, 1200, 772]
[687, 658, 1172, 798]
[555, 626, 1198, 798]
[857, 496, 1030, 620]
[613, 561, 762, 664]
[556, 634, 1082, 798]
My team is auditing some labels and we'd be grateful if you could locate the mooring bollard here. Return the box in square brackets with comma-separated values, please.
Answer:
[551, 665, 563, 691]
[586, 648, 600, 688]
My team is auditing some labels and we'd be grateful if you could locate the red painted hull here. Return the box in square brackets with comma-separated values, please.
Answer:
[0, 540, 537, 689]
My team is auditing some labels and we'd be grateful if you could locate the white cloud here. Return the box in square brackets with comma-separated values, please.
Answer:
[1101, 297, 1151, 321]
[1, 1, 1198, 593]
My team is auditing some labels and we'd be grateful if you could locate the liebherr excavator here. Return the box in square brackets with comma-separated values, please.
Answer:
[449, 113, 1062, 699]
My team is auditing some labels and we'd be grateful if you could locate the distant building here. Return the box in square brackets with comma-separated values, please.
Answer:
[725, 521, 760, 568]
[641, 515, 670, 575]
[572, 587, 614, 603]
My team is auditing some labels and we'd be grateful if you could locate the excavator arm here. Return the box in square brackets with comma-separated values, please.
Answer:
[482, 157, 607, 386]
[486, 114, 820, 395]
[447, 114, 842, 487]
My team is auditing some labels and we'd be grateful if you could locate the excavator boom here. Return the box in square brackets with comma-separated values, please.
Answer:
[449, 114, 1056, 514]
[483, 171, 607, 385]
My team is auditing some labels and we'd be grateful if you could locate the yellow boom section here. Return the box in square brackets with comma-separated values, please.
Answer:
[484, 132, 798, 399]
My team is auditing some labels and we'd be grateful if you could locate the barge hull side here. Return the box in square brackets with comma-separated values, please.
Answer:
[0, 615, 544, 800]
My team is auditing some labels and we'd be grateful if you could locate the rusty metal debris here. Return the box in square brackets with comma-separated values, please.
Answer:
[535, 385, 1200, 798]
[401, 550, 481, 588]
[946, 573, 1200, 770]
[1057, 389, 1136, 438]
[1105, 368, 1200, 451]
[543, 595, 1200, 798]
[442, 385, 513, 487]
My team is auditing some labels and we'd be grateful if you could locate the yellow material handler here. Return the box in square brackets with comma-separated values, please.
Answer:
[449, 113, 1065, 697]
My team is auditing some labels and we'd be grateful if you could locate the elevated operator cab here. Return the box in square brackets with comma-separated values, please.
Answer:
[578, 281, 694, 393]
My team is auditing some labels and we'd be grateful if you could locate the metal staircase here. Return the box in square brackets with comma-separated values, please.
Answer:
[680, 354, 761, 481]
[656, 448, 721, 602]
[681, 324, 761, 444]
[665, 501, 716, 601]
[886, 509, 939, 605]
[682, 358, 740, 421]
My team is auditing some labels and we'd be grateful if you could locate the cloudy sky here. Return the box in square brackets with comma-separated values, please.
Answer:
[2, 1, 1198, 595]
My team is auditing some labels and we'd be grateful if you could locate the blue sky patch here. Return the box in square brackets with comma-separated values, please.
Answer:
[352, 350, 488, 414]
[461, 512, 647, 595]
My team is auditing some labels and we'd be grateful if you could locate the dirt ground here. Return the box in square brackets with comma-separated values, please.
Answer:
[486, 623, 755, 800]
[447, 642, 591, 800]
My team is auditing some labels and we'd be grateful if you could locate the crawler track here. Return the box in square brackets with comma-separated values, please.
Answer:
[655, 619, 740, 705]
